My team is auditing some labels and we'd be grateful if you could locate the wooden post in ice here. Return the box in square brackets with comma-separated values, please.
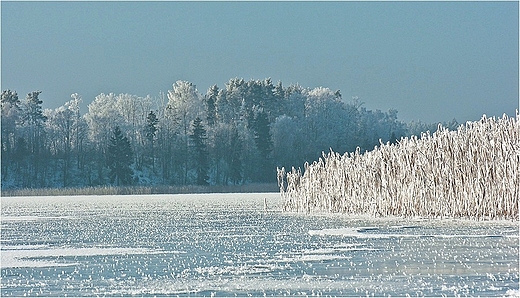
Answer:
[264, 197, 268, 211]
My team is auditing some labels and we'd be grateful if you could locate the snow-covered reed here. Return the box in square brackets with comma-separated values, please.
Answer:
[278, 113, 519, 220]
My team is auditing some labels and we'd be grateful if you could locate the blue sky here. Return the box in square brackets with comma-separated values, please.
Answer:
[1, 1, 518, 123]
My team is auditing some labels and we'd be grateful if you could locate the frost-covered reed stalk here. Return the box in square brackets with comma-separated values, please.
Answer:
[278, 113, 519, 220]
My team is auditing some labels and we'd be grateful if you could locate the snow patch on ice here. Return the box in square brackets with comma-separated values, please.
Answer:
[288, 254, 353, 262]
[308, 227, 516, 239]
[1, 246, 181, 268]
[193, 264, 283, 276]
[309, 227, 363, 237]
[505, 289, 520, 297]
[308, 227, 394, 238]
[1, 216, 73, 221]
[301, 245, 376, 255]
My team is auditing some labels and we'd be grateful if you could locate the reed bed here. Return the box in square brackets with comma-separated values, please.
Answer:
[278, 113, 519, 220]
[1, 183, 279, 197]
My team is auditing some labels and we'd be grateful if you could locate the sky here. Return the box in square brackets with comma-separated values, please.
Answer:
[1, 1, 518, 123]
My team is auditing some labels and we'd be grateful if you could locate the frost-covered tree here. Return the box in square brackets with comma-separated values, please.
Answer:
[282, 84, 306, 119]
[1, 90, 21, 181]
[220, 78, 247, 122]
[272, 115, 304, 171]
[44, 94, 87, 187]
[167, 81, 203, 184]
[83, 93, 152, 183]
[114, 93, 153, 169]
[46, 103, 72, 186]
[152, 91, 181, 184]
[68, 94, 89, 170]
[167, 81, 202, 132]
[205, 121, 225, 184]
[302, 87, 347, 159]
[85, 93, 124, 146]
[84, 93, 124, 184]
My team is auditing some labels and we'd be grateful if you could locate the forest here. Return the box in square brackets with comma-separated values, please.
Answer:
[1, 78, 457, 189]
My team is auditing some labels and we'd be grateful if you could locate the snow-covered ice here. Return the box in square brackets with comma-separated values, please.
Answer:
[1, 194, 518, 296]
[1, 246, 178, 268]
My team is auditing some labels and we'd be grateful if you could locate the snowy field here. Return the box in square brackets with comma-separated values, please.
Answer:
[1, 194, 518, 297]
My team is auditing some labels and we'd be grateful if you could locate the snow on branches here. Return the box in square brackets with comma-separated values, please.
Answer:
[278, 113, 519, 220]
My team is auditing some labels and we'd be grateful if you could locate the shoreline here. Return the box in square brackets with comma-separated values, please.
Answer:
[0, 183, 279, 197]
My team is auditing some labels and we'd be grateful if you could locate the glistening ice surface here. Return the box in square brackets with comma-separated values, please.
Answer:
[1, 194, 518, 297]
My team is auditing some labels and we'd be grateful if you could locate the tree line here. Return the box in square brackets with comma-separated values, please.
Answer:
[1, 78, 456, 189]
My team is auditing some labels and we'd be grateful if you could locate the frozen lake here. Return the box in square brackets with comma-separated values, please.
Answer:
[1, 193, 518, 297]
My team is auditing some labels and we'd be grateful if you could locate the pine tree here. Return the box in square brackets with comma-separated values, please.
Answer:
[189, 117, 209, 185]
[21, 91, 47, 186]
[107, 126, 133, 186]
[22, 91, 47, 155]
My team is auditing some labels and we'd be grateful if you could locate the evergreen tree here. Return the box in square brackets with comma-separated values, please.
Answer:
[252, 110, 273, 182]
[189, 117, 209, 185]
[204, 85, 218, 126]
[253, 111, 272, 157]
[1, 90, 21, 181]
[145, 110, 159, 169]
[22, 91, 47, 154]
[228, 124, 242, 184]
[107, 126, 133, 186]
[21, 91, 47, 186]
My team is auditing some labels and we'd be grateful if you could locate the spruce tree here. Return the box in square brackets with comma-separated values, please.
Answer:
[107, 126, 133, 186]
[204, 85, 218, 127]
[145, 111, 159, 169]
[189, 117, 209, 185]
[228, 125, 242, 184]
[252, 110, 273, 182]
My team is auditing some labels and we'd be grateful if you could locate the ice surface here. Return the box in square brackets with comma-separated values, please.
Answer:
[506, 289, 520, 297]
[1, 216, 73, 221]
[308, 226, 519, 239]
[1, 246, 177, 268]
[1, 194, 518, 297]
